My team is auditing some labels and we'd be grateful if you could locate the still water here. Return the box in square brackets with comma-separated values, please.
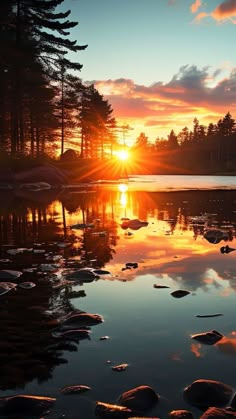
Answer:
[1, 175, 236, 418]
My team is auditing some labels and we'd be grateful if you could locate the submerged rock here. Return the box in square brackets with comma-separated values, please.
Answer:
[184, 379, 233, 408]
[119, 385, 159, 412]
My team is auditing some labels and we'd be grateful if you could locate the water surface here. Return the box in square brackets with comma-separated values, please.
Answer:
[1, 176, 236, 418]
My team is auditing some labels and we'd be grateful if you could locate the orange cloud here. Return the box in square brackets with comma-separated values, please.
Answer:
[194, 0, 236, 23]
[93, 64, 236, 142]
[212, 0, 236, 21]
[191, 0, 202, 14]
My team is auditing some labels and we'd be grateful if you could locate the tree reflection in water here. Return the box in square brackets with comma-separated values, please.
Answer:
[0, 187, 236, 390]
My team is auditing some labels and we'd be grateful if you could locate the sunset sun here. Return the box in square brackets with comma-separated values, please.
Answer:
[116, 149, 129, 161]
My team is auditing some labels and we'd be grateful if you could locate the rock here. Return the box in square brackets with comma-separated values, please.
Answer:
[62, 312, 104, 327]
[171, 290, 190, 298]
[204, 229, 229, 244]
[0, 395, 56, 417]
[66, 269, 99, 282]
[15, 165, 68, 185]
[230, 393, 236, 409]
[112, 363, 128, 372]
[95, 401, 132, 417]
[184, 379, 233, 409]
[119, 385, 159, 412]
[200, 407, 236, 418]
[60, 384, 91, 394]
[120, 219, 148, 231]
[0, 270, 22, 280]
[169, 409, 194, 418]
[191, 330, 224, 345]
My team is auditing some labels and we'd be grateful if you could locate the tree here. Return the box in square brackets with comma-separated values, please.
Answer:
[78, 85, 116, 158]
[0, 0, 87, 155]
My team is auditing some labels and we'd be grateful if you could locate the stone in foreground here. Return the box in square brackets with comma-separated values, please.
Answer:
[119, 385, 159, 412]
[184, 379, 233, 409]
[0, 394, 56, 417]
[169, 409, 194, 418]
[200, 407, 236, 418]
[95, 401, 132, 417]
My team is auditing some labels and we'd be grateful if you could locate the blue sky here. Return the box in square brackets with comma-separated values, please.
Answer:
[61, 0, 236, 143]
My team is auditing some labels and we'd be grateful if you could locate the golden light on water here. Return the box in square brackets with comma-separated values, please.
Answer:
[118, 183, 128, 192]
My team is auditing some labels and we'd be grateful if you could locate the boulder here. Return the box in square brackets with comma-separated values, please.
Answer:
[15, 165, 68, 185]
[119, 385, 159, 412]
[200, 407, 236, 418]
[191, 330, 224, 345]
[184, 379, 233, 409]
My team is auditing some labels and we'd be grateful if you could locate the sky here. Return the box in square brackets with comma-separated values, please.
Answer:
[61, 0, 236, 145]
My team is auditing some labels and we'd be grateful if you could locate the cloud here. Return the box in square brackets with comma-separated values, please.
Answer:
[92, 64, 236, 141]
[191, 0, 202, 14]
[212, 0, 236, 21]
[194, 0, 236, 23]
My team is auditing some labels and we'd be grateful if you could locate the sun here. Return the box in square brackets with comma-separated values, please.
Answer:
[116, 149, 129, 161]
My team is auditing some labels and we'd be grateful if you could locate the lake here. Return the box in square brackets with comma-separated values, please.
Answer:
[1, 175, 236, 418]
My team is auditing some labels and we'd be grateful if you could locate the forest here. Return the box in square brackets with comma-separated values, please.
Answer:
[1, 0, 236, 176]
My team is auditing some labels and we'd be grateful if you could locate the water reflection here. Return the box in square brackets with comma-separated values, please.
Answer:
[1, 185, 236, 408]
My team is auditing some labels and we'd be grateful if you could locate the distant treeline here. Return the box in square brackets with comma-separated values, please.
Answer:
[131, 112, 236, 174]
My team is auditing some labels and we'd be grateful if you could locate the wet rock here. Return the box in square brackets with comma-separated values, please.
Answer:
[0, 282, 17, 296]
[60, 384, 91, 394]
[93, 269, 111, 275]
[200, 407, 236, 418]
[169, 409, 194, 418]
[184, 379, 233, 409]
[0, 394, 56, 417]
[15, 165, 68, 185]
[171, 290, 190, 298]
[95, 401, 132, 417]
[0, 269, 22, 280]
[220, 245, 236, 254]
[112, 363, 128, 372]
[18, 282, 36, 289]
[119, 385, 159, 412]
[121, 219, 148, 231]
[191, 330, 223, 345]
[62, 312, 104, 327]
[204, 229, 229, 244]
[230, 393, 236, 409]
[66, 269, 99, 282]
